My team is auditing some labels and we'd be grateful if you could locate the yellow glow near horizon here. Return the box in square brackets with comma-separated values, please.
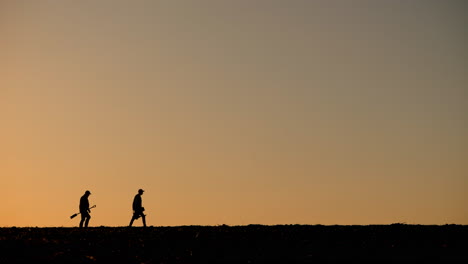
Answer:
[1, 1, 467, 227]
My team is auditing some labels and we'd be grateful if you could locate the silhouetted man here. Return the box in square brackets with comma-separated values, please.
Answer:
[79, 190, 92, 228]
[129, 189, 146, 227]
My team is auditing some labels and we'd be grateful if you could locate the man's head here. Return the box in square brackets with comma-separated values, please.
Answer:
[138, 189, 144, 195]
[85, 190, 91, 196]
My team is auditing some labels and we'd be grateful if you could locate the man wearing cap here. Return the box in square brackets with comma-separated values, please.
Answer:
[79, 190, 92, 228]
[129, 189, 147, 227]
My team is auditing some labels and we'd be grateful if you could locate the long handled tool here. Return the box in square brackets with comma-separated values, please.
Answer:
[70, 205, 96, 219]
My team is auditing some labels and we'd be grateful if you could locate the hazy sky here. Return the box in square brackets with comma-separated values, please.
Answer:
[2, 0, 467, 227]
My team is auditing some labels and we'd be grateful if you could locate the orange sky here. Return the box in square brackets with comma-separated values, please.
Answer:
[1, 0, 467, 227]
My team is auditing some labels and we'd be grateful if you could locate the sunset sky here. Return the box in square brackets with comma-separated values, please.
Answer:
[2, 0, 467, 227]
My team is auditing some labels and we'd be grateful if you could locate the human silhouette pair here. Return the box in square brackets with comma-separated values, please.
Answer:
[77, 189, 147, 227]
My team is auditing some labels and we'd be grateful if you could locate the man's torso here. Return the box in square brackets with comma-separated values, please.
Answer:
[80, 195, 89, 212]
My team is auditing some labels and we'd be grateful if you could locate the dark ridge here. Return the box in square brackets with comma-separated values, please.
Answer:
[1, 225, 467, 263]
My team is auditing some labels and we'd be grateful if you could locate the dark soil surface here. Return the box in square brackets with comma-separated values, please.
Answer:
[1, 224, 467, 263]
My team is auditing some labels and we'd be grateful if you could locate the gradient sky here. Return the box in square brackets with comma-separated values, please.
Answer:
[1, 0, 467, 227]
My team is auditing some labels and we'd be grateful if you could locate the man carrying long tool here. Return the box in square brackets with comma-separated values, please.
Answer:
[79, 190, 92, 228]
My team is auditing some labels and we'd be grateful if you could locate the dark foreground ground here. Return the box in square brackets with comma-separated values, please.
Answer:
[1, 224, 467, 263]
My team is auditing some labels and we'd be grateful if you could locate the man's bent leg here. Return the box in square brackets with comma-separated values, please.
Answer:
[141, 214, 147, 227]
[85, 215, 91, 227]
[79, 214, 86, 228]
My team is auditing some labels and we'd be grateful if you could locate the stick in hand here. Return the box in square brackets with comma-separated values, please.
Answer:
[70, 205, 96, 219]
